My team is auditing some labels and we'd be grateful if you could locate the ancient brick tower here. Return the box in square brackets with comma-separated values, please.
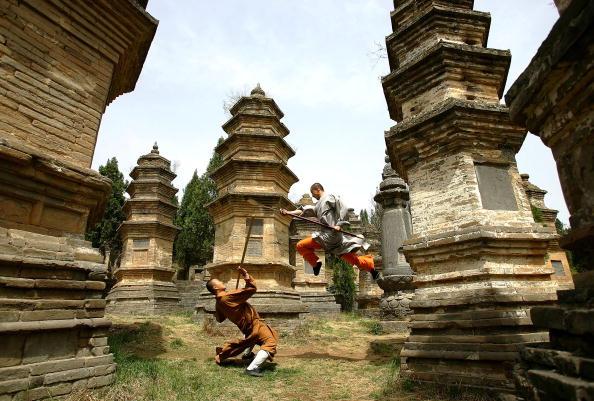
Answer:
[382, 0, 559, 391]
[196, 85, 307, 331]
[0, 0, 157, 399]
[106, 143, 181, 314]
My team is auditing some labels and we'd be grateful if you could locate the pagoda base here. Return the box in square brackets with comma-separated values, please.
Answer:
[106, 280, 181, 315]
[356, 294, 381, 318]
[514, 271, 594, 401]
[378, 275, 415, 334]
[293, 280, 340, 315]
[0, 141, 116, 400]
[399, 225, 559, 392]
[299, 292, 341, 315]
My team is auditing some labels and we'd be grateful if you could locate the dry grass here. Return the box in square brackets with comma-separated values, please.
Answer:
[65, 313, 495, 401]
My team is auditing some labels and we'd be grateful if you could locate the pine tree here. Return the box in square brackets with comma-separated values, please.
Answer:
[360, 209, 370, 227]
[86, 157, 128, 268]
[369, 201, 383, 231]
[173, 138, 224, 276]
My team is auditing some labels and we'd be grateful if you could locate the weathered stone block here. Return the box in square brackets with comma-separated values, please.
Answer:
[0, 379, 28, 395]
[0, 335, 24, 367]
[22, 330, 78, 364]
[87, 373, 115, 389]
[44, 367, 91, 385]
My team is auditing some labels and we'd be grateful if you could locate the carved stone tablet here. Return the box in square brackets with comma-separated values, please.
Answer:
[475, 164, 518, 210]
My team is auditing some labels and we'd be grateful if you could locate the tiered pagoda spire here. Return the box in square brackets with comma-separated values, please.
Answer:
[107, 143, 181, 314]
[197, 85, 307, 331]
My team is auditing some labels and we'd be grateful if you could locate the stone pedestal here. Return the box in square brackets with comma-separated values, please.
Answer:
[196, 85, 307, 333]
[374, 155, 414, 332]
[290, 194, 341, 315]
[382, 0, 559, 392]
[0, 0, 157, 398]
[107, 144, 181, 315]
[506, 1, 594, 399]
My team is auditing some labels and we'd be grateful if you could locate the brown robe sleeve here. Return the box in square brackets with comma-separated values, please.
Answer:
[215, 304, 226, 323]
[221, 277, 257, 305]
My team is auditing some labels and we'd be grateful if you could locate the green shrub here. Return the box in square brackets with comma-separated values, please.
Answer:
[329, 255, 356, 312]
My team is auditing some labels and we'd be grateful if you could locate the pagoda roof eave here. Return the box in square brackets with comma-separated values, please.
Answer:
[221, 113, 290, 137]
[209, 158, 300, 183]
[382, 42, 511, 121]
[215, 132, 296, 157]
[228, 96, 285, 119]
[384, 98, 527, 179]
[205, 191, 296, 209]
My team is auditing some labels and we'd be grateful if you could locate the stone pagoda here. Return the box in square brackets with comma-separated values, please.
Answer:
[106, 143, 181, 315]
[0, 0, 157, 399]
[382, 0, 559, 391]
[506, 0, 593, 398]
[290, 194, 341, 315]
[374, 154, 414, 332]
[520, 174, 573, 290]
[196, 84, 307, 332]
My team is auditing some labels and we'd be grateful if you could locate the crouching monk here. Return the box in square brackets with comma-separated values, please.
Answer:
[206, 267, 279, 377]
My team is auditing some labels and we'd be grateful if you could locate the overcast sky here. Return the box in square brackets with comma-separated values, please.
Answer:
[94, 0, 569, 223]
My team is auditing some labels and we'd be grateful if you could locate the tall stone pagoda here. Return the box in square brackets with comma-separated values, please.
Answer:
[290, 194, 341, 314]
[0, 0, 157, 399]
[196, 84, 307, 332]
[382, 0, 559, 391]
[107, 143, 181, 315]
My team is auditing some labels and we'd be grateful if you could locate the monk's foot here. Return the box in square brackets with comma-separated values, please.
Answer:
[371, 269, 382, 281]
[215, 354, 222, 365]
[245, 368, 264, 377]
[242, 351, 255, 361]
[313, 261, 322, 276]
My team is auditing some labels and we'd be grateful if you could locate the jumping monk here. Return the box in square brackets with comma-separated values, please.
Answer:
[206, 266, 278, 377]
[281, 183, 381, 281]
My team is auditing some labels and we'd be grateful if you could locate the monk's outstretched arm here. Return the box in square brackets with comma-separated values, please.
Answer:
[224, 269, 257, 303]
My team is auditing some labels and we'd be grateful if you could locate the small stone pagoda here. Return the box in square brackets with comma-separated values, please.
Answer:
[196, 85, 307, 332]
[290, 194, 341, 314]
[382, 0, 559, 391]
[106, 144, 181, 315]
[374, 154, 414, 332]
[521, 174, 573, 290]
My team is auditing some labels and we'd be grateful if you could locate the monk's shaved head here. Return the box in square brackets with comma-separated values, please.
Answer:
[310, 183, 324, 191]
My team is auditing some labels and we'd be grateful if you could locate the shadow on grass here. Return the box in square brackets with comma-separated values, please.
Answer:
[285, 351, 365, 362]
[109, 321, 167, 360]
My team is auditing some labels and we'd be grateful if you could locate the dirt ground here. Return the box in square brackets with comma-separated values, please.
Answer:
[68, 313, 493, 401]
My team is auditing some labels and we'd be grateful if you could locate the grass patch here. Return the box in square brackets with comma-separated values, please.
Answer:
[70, 315, 494, 401]
[360, 319, 384, 335]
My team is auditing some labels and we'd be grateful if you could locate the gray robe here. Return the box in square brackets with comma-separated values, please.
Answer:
[300, 194, 370, 255]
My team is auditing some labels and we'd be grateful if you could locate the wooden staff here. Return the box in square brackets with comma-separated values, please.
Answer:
[236, 216, 255, 289]
[246, 198, 363, 239]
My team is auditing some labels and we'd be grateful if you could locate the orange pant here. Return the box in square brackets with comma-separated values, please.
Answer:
[296, 237, 374, 273]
